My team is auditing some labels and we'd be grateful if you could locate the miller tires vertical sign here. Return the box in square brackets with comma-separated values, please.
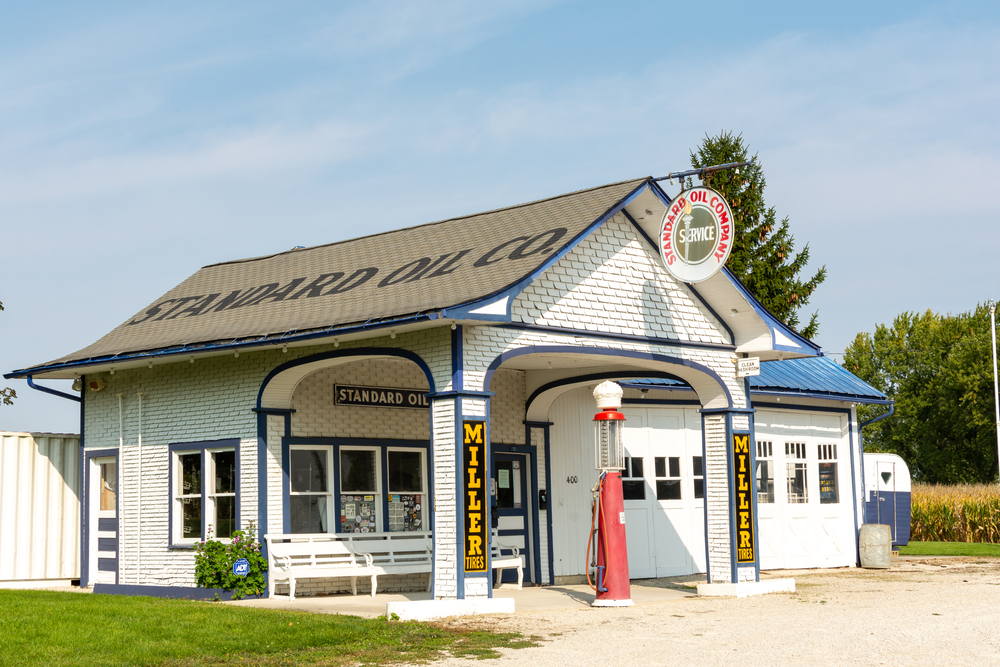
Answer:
[732, 433, 757, 564]
[463, 420, 488, 573]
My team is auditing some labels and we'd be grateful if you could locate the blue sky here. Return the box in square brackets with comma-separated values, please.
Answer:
[2, 1, 999, 432]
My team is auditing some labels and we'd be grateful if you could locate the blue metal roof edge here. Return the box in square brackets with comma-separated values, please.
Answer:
[720, 267, 821, 356]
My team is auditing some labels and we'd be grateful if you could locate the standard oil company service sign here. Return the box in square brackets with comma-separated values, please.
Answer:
[659, 186, 734, 283]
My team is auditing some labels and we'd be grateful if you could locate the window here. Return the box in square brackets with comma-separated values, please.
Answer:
[290, 447, 332, 533]
[786, 442, 808, 504]
[621, 456, 645, 500]
[387, 448, 426, 532]
[756, 441, 774, 504]
[340, 448, 380, 533]
[100, 461, 117, 511]
[654, 456, 682, 500]
[692, 456, 704, 500]
[170, 440, 239, 545]
[818, 443, 839, 504]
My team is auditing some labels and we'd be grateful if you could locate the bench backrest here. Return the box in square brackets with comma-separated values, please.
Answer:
[265, 534, 365, 569]
[343, 532, 433, 565]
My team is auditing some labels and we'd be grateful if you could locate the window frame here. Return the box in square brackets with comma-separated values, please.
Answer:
[288, 444, 335, 534]
[167, 439, 241, 548]
[386, 447, 428, 533]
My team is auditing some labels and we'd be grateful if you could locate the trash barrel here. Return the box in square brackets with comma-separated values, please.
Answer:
[858, 524, 892, 569]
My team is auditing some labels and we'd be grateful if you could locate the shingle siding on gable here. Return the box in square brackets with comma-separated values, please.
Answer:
[511, 213, 729, 344]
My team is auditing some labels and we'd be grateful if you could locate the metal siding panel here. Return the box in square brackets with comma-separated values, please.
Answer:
[548, 387, 599, 578]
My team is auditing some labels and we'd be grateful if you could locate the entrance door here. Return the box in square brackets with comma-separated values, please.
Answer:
[89, 456, 118, 585]
[491, 453, 531, 584]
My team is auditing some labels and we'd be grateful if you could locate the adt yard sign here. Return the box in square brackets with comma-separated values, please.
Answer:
[659, 186, 734, 283]
[233, 558, 250, 577]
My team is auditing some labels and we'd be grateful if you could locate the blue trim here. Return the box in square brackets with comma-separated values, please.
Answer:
[452, 325, 463, 391]
[492, 444, 539, 585]
[621, 398, 701, 406]
[79, 380, 87, 587]
[427, 390, 494, 399]
[751, 389, 891, 405]
[26, 375, 81, 402]
[484, 345, 734, 409]
[7, 314, 436, 380]
[485, 402, 493, 598]
[427, 398, 436, 597]
[167, 439, 241, 548]
[524, 420, 555, 585]
[93, 583, 262, 600]
[526, 371, 689, 415]
[499, 323, 737, 352]
[252, 408, 296, 415]
[83, 446, 119, 587]
[456, 408, 466, 599]
[256, 347, 437, 410]
[745, 377, 760, 582]
[619, 208, 659, 251]
[725, 416, 738, 584]
[700, 414, 710, 583]
[721, 267, 821, 355]
[443, 181, 652, 321]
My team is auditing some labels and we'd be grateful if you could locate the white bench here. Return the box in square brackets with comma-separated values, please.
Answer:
[264, 534, 376, 600]
[345, 532, 433, 593]
[264, 531, 433, 599]
[491, 528, 523, 590]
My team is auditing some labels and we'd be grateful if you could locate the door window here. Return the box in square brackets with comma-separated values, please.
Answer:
[786, 442, 808, 504]
[818, 443, 839, 504]
[622, 456, 645, 500]
[692, 456, 704, 500]
[100, 461, 117, 511]
[756, 441, 774, 503]
[654, 456, 682, 500]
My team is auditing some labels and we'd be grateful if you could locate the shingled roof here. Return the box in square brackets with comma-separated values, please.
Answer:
[15, 178, 648, 375]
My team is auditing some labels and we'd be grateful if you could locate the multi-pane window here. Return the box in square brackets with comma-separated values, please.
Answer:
[387, 449, 426, 532]
[172, 445, 237, 543]
[290, 447, 332, 533]
[621, 456, 645, 500]
[756, 441, 774, 504]
[692, 456, 704, 500]
[654, 456, 682, 500]
[340, 448, 380, 533]
[818, 443, 839, 504]
[786, 442, 808, 504]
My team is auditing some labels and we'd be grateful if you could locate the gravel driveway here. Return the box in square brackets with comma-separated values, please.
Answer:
[430, 557, 1000, 667]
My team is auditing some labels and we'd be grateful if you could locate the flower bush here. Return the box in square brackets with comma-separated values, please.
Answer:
[194, 521, 267, 599]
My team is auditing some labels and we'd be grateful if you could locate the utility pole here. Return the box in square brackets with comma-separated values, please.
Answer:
[991, 300, 1000, 484]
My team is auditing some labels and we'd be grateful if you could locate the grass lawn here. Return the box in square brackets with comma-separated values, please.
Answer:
[898, 541, 1000, 557]
[0, 590, 535, 667]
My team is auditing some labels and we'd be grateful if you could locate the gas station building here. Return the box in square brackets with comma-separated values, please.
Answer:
[6, 176, 889, 605]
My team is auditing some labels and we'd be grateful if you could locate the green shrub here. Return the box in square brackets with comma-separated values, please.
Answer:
[193, 521, 267, 599]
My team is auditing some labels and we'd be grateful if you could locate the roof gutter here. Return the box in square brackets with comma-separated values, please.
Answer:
[6, 311, 436, 380]
[859, 403, 895, 446]
[26, 375, 81, 403]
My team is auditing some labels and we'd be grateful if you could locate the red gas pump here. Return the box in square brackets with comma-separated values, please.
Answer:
[588, 381, 633, 607]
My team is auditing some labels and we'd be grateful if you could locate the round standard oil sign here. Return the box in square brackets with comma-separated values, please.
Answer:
[659, 186, 734, 283]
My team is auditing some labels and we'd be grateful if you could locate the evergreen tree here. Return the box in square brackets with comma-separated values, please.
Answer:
[688, 132, 827, 339]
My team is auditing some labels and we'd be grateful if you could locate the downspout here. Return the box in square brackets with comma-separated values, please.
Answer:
[26, 375, 81, 403]
[118, 393, 125, 583]
[137, 392, 144, 585]
[858, 403, 895, 522]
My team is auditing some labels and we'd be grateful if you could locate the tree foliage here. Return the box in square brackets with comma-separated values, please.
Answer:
[688, 132, 827, 339]
[843, 305, 999, 483]
[0, 300, 14, 406]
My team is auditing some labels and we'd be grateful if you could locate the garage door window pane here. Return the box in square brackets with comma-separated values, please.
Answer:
[656, 480, 681, 500]
[622, 457, 645, 500]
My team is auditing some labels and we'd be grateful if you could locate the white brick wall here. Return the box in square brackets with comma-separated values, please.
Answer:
[290, 358, 430, 440]
[464, 576, 489, 598]
[704, 415, 731, 583]
[511, 213, 728, 344]
[431, 398, 457, 598]
[489, 369, 526, 445]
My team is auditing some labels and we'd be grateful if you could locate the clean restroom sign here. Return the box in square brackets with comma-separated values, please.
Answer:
[659, 186, 734, 283]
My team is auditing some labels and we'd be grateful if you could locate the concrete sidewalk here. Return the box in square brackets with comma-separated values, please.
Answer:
[228, 580, 694, 618]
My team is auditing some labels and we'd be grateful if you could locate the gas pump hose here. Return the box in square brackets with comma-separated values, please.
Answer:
[585, 473, 612, 591]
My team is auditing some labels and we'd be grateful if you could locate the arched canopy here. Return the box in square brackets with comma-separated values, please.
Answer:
[484, 345, 734, 422]
[257, 347, 436, 410]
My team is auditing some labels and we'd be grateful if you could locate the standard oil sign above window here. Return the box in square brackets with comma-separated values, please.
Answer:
[334, 385, 430, 409]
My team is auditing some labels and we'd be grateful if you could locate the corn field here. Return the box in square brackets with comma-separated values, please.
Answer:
[911, 484, 1000, 543]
